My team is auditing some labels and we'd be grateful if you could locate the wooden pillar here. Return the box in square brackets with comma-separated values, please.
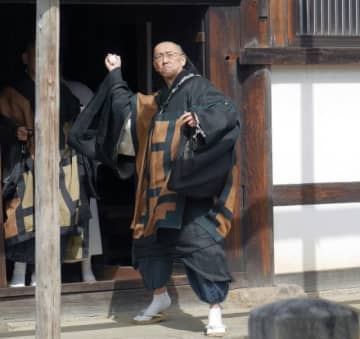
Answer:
[206, 7, 243, 268]
[0, 147, 7, 288]
[238, 0, 274, 286]
[35, 1, 61, 338]
[240, 65, 274, 286]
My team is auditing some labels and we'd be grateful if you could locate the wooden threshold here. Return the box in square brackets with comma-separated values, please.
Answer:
[0, 267, 247, 298]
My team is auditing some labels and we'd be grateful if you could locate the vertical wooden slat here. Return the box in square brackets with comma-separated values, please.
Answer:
[240, 0, 260, 48]
[240, 65, 274, 286]
[335, 0, 339, 34]
[35, 1, 61, 338]
[320, 0, 324, 34]
[206, 6, 243, 268]
[328, 0, 331, 35]
[306, 0, 311, 33]
[349, 0, 352, 35]
[341, 0, 345, 35]
[270, 0, 288, 46]
[356, 0, 359, 35]
[0, 147, 7, 288]
[299, 0, 304, 34]
[287, 0, 297, 43]
[313, 0, 317, 34]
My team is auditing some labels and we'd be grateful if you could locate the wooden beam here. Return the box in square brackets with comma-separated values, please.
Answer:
[0, 147, 7, 288]
[273, 182, 360, 206]
[240, 65, 274, 286]
[35, 1, 61, 338]
[240, 47, 360, 65]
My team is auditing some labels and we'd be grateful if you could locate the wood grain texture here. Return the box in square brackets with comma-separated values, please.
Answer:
[270, 0, 287, 47]
[240, 65, 274, 286]
[240, 0, 260, 48]
[287, 0, 297, 45]
[273, 183, 360, 206]
[35, 1, 61, 338]
[206, 7, 243, 267]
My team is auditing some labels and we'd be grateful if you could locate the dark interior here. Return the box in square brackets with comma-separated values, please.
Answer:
[0, 4, 206, 282]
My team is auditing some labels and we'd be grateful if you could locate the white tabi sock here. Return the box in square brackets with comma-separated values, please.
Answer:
[81, 257, 96, 282]
[134, 290, 171, 321]
[208, 306, 224, 326]
[206, 306, 226, 336]
[9, 262, 26, 287]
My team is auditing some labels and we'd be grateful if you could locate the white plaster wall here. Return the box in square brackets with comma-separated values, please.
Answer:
[272, 65, 360, 185]
[272, 65, 360, 274]
[274, 203, 360, 274]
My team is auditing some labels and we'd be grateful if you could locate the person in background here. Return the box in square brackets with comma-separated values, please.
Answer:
[62, 77, 103, 282]
[0, 39, 94, 287]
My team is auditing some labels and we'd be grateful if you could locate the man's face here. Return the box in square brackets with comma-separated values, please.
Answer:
[153, 42, 186, 83]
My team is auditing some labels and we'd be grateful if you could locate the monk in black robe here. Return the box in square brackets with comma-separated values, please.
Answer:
[0, 40, 93, 287]
[69, 41, 240, 336]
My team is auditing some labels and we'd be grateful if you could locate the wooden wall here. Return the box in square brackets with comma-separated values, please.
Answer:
[237, 0, 360, 285]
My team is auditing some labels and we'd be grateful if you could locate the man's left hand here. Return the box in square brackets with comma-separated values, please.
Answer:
[180, 111, 197, 127]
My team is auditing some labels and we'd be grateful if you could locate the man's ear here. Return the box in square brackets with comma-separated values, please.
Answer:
[180, 56, 186, 67]
[22, 52, 28, 66]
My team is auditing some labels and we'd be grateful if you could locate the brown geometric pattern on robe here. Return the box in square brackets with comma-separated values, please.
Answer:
[0, 85, 86, 260]
[130, 94, 183, 239]
[3, 153, 82, 240]
[128, 93, 238, 242]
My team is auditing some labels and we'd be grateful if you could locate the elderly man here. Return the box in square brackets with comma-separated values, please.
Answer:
[69, 41, 240, 336]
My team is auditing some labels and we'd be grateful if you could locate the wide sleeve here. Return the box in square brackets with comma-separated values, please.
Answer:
[68, 68, 136, 176]
[187, 77, 240, 148]
[68, 68, 132, 160]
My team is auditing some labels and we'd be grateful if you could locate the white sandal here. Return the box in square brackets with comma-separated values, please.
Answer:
[132, 311, 167, 324]
[206, 323, 227, 337]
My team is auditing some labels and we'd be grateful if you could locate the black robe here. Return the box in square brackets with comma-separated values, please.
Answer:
[69, 67, 240, 282]
[1, 75, 93, 263]
[69, 67, 240, 245]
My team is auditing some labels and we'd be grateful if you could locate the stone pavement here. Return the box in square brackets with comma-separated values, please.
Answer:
[2, 285, 360, 339]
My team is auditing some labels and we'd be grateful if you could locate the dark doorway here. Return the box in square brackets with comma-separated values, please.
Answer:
[0, 3, 216, 283]
[60, 5, 207, 277]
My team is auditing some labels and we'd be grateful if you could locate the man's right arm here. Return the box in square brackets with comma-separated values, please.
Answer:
[68, 58, 136, 173]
